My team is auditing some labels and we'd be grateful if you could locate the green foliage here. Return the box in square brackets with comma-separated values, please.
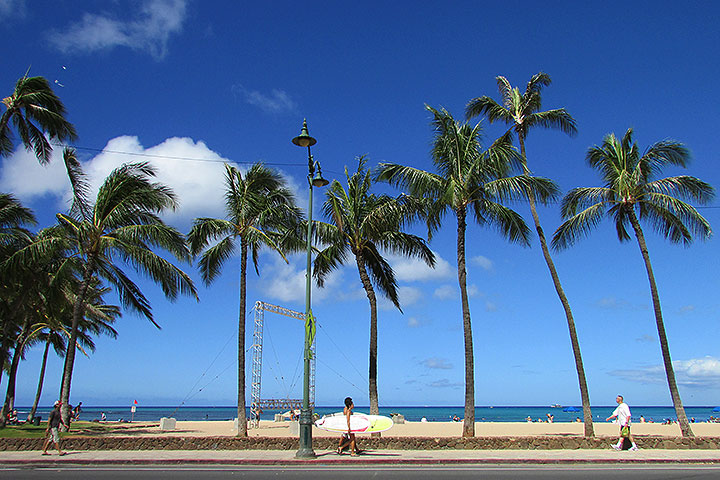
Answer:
[314, 155, 435, 311]
[377, 105, 555, 243]
[0, 73, 77, 164]
[466, 73, 577, 148]
[552, 128, 714, 250]
[188, 163, 303, 283]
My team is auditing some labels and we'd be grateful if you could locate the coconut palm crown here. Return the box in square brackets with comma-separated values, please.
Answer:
[1, 73, 77, 163]
[552, 128, 714, 438]
[465, 73, 577, 159]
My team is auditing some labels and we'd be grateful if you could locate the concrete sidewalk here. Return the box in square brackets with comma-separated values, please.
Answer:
[0, 449, 719, 466]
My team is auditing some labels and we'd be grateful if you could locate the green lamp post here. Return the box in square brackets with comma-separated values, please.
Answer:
[292, 119, 328, 458]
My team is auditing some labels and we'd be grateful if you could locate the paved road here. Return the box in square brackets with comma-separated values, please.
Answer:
[3, 465, 720, 479]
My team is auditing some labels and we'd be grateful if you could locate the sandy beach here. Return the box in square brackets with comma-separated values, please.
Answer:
[118, 420, 720, 438]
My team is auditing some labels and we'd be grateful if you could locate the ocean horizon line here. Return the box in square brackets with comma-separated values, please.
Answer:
[15, 404, 719, 409]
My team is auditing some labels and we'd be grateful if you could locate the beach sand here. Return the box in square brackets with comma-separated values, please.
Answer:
[120, 420, 720, 438]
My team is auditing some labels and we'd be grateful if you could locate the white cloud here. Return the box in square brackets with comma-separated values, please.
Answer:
[609, 356, 720, 388]
[49, 0, 187, 59]
[433, 284, 456, 300]
[678, 305, 696, 314]
[433, 283, 482, 300]
[389, 251, 454, 282]
[378, 286, 423, 311]
[471, 255, 493, 272]
[232, 85, 298, 115]
[0, 135, 253, 225]
[596, 296, 647, 311]
[421, 357, 453, 370]
[86, 136, 235, 222]
[467, 284, 481, 298]
[428, 378, 463, 389]
[257, 254, 353, 305]
[0, 146, 70, 200]
[407, 316, 430, 328]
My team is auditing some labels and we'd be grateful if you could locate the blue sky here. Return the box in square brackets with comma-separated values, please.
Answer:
[1, 0, 719, 410]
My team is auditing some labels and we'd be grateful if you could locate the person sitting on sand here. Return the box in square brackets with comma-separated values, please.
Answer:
[546, 413, 554, 423]
[337, 397, 361, 455]
[526, 416, 532, 422]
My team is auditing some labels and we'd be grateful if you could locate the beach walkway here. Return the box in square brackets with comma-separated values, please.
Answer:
[0, 448, 719, 466]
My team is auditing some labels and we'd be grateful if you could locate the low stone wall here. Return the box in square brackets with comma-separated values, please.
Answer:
[2, 436, 719, 451]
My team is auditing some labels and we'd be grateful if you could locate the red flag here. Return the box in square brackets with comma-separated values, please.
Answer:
[134, 400, 138, 405]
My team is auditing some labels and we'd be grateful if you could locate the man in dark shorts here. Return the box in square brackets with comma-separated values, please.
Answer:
[337, 397, 361, 455]
[42, 401, 67, 455]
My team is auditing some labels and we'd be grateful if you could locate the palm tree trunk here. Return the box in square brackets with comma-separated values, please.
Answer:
[456, 207, 475, 437]
[520, 138, 594, 437]
[355, 253, 380, 437]
[236, 238, 248, 437]
[1, 316, 32, 426]
[60, 264, 93, 429]
[27, 338, 51, 423]
[0, 339, 23, 426]
[627, 210, 694, 437]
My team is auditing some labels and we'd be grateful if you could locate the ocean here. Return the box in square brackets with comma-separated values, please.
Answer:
[15, 405, 719, 424]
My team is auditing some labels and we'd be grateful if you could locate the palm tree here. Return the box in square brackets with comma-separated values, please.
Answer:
[552, 128, 714, 438]
[377, 105, 557, 436]
[5, 152, 198, 425]
[0, 193, 36, 394]
[26, 276, 120, 423]
[313, 156, 435, 420]
[465, 73, 595, 436]
[1, 72, 77, 163]
[188, 163, 302, 437]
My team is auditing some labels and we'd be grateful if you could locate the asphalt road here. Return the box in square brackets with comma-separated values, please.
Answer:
[2, 465, 720, 479]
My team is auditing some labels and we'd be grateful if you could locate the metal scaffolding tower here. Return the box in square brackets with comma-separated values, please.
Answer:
[250, 301, 315, 424]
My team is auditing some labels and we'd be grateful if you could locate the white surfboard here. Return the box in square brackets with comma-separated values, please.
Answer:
[314, 412, 394, 434]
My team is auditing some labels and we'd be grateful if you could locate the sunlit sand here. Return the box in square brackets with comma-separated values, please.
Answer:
[116, 419, 720, 438]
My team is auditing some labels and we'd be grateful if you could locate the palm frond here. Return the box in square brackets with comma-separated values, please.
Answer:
[525, 109, 578, 137]
[187, 217, 237, 255]
[552, 202, 607, 250]
[197, 236, 236, 284]
[477, 200, 531, 245]
[360, 243, 401, 312]
[62, 148, 92, 221]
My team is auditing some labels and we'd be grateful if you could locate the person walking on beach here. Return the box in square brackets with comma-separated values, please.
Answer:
[42, 401, 67, 456]
[606, 395, 638, 451]
[337, 397, 361, 455]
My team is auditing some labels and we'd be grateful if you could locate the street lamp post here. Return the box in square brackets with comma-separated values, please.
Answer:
[292, 119, 328, 458]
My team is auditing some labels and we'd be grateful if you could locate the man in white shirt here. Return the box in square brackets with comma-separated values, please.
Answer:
[606, 395, 638, 450]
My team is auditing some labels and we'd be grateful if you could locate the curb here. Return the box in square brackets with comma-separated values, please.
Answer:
[1, 458, 719, 466]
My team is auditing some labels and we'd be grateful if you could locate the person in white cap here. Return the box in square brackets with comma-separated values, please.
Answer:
[42, 401, 67, 455]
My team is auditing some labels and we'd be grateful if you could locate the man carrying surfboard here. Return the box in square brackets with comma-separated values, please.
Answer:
[337, 397, 362, 455]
